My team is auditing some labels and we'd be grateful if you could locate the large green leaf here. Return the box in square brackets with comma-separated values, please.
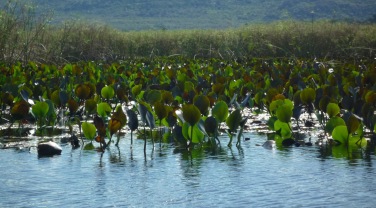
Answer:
[97, 102, 112, 118]
[182, 122, 204, 144]
[32, 101, 49, 119]
[300, 87, 316, 104]
[204, 116, 218, 137]
[131, 84, 142, 97]
[75, 84, 91, 100]
[326, 103, 340, 118]
[190, 124, 205, 144]
[332, 125, 348, 144]
[226, 109, 241, 133]
[182, 104, 201, 126]
[276, 103, 293, 123]
[82, 122, 96, 140]
[325, 117, 346, 135]
[346, 114, 360, 134]
[101, 85, 115, 100]
[154, 102, 168, 120]
[144, 90, 162, 105]
[274, 119, 292, 138]
[212, 101, 228, 123]
[193, 94, 210, 116]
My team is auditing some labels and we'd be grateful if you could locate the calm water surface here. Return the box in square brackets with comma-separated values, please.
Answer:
[1, 133, 376, 208]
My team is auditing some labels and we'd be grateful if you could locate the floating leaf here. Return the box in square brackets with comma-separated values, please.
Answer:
[101, 85, 115, 100]
[182, 104, 201, 126]
[83, 142, 95, 150]
[326, 103, 340, 118]
[212, 101, 229, 123]
[82, 122, 96, 141]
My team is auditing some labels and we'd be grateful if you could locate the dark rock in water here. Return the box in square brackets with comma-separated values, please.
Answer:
[282, 138, 295, 146]
[245, 137, 250, 141]
[37, 141, 62, 156]
[262, 140, 275, 149]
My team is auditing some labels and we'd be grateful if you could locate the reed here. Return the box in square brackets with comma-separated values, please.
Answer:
[0, 0, 375, 65]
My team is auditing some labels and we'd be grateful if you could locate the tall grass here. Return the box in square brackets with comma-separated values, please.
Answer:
[0, 0, 375, 65]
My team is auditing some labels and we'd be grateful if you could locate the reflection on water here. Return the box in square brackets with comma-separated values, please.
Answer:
[1, 132, 376, 207]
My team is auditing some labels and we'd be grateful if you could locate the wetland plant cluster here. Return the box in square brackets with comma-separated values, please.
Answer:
[0, 57, 375, 158]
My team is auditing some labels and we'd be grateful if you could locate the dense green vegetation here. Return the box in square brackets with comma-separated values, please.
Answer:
[1, 1, 376, 159]
[0, 1, 375, 65]
[29, 0, 376, 30]
[1, 57, 375, 157]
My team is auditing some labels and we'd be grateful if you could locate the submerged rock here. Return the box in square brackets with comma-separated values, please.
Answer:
[37, 141, 62, 156]
[262, 140, 275, 149]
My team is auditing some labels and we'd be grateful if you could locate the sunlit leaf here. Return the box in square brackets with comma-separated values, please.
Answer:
[276, 103, 293, 123]
[82, 122, 96, 140]
[97, 102, 111, 118]
[325, 117, 346, 135]
[212, 101, 228, 123]
[274, 119, 292, 138]
[101, 85, 115, 100]
[332, 125, 348, 144]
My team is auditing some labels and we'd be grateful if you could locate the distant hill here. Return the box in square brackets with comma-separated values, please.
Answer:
[12, 0, 376, 30]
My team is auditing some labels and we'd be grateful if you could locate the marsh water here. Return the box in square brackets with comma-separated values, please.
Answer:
[1, 132, 376, 208]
